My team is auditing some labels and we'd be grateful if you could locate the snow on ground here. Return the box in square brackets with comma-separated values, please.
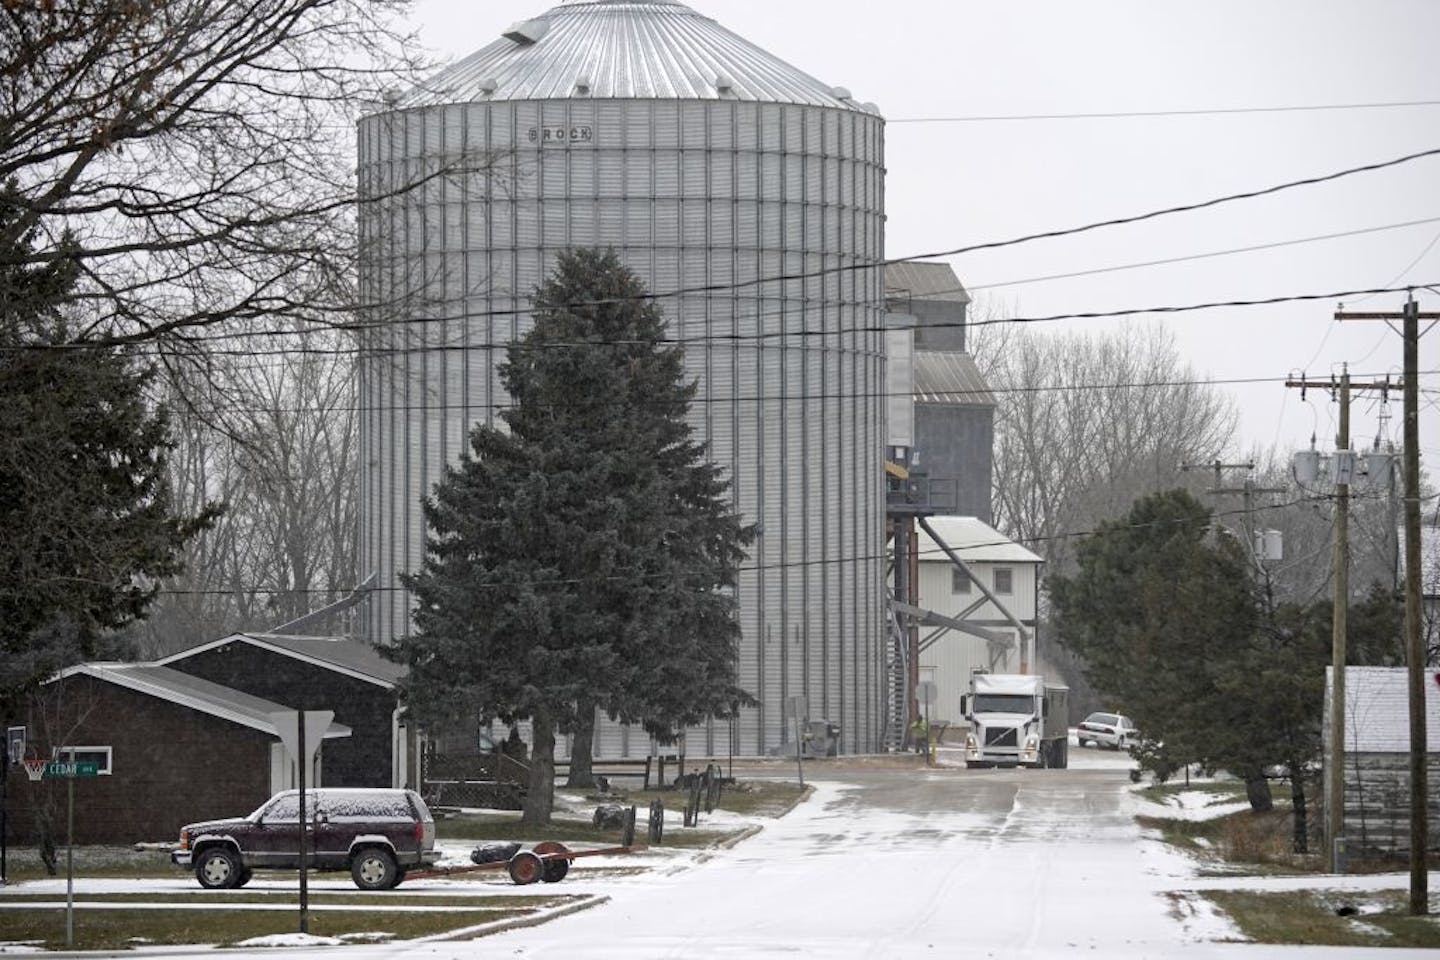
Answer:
[3, 755, 1437, 959]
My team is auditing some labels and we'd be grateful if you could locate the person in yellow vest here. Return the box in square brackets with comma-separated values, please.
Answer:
[909, 716, 929, 756]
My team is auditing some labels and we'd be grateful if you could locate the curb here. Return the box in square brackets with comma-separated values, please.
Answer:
[419, 893, 612, 942]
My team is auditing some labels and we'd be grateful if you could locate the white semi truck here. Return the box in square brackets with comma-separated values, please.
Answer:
[960, 672, 1069, 769]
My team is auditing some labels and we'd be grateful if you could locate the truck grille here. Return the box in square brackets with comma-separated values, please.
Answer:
[984, 728, 1018, 748]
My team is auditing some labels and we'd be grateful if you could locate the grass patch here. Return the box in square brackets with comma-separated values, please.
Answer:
[3, 847, 173, 883]
[437, 778, 801, 851]
[581, 779, 805, 820]
[1137, 779, 1294, 808]
[1203, 890, 1440, 948]
[0, 892, 561, 908]
[0, 903, 552, 951]
[1137, 807, 1320, 875]
[436, 813, 733, 850]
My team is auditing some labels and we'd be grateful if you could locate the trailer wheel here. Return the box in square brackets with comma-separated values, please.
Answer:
[533, 842, 571, 883]
[507, 851, 544, 886]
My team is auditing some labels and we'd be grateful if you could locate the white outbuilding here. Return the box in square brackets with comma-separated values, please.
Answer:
[910, 516, 1043, 728]
[1323, 665, 1440, 861]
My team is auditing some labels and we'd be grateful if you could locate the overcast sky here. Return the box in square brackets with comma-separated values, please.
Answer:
[406, 0, 1439, 464]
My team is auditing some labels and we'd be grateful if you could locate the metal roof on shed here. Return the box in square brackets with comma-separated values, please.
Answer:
[916, 516, 1043, 565]
[885, 262, 971, 305]
[157, 632, 403, 688]
[51, 663, 353, 740]
[915, 351, 996, 406]
[1325, 666, 1440, 753]
[396, 0, 877, 110]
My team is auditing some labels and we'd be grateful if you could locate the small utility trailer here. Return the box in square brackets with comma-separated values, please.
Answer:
[406, 841, 646, 886]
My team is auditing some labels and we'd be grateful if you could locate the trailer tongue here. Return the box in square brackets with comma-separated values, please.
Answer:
[406, 841, 646, 885]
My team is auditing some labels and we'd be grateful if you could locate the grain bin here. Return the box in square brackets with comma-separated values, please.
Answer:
[356, 0, 887, 755]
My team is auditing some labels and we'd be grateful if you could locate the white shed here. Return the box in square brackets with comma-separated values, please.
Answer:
[911, 516, 1043, 728]
[1323, 666, 1440, 860]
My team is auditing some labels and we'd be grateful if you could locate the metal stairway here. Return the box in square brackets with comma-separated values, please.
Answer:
[882, 602, 909, 751]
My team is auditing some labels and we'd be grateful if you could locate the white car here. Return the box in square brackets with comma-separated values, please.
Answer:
[1076, 712, 1137, 750]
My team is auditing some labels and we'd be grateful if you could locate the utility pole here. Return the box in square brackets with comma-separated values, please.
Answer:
[1182, 460, 1285, 568]
[1334, 295, 1436, 915]
[1285, 367, 1394, 874]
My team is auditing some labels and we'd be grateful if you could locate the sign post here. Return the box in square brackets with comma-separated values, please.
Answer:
[2, 726, 24, 888]
[33, 760, 99, 947]
[787, 696, 807, 788]
[269, 710, 332, 935]
[917, 682, 937, 766]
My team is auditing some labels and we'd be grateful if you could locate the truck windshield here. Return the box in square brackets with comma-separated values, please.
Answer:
[973, 694, 1035, 714]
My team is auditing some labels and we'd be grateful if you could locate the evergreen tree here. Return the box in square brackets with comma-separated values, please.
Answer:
[1211, 584, 1404, 851]
[1052, 485, 1408, 834]
[1049, 489, 1257, 783]
[392, 249, 752, 824]
[0, 189, 214, 716]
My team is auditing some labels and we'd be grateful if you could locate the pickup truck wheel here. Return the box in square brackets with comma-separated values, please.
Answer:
[195, 848, 242, 890]
[387, 868, 406, 890]
[351, 848, 398, 891]
[235, 868, 253, 888]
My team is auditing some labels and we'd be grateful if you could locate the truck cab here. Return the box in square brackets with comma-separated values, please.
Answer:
[960, 672, 1068, 769]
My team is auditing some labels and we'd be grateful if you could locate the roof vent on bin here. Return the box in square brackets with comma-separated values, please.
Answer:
[503, 18, 550, 44]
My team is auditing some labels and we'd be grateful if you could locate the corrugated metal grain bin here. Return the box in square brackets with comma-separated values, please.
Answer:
[356, 0, 888, 755]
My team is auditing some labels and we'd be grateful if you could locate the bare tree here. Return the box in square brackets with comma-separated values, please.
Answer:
[1, 0, 431, 346]
[132, 326, 357, 655]
[973, 315, 1237, 577]
[3, 2, 504, 657]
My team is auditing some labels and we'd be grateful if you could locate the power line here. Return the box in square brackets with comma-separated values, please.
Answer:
[887, 99, 1440, 123]
[149, 488, 1427, 599]
[18, 146, 1440, 350]
[158, 369, 1440, 419]
[12, 282, 1436, 357]
[965, 216, 1440, 293]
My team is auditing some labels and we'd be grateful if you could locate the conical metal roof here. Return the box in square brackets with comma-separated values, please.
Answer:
[397, 0, 877, 112]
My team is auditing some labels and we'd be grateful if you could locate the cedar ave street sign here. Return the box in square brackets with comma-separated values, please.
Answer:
[45, 761, 99, 778]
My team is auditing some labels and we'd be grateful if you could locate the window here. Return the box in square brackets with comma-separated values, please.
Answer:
[951, 568, 971, 594]
[993, 567, 1014, 595]
[57, 745, 112, 775]
[263, 794, 302, 821]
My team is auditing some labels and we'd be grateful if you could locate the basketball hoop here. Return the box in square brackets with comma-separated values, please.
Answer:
[22, 757, 46, 782]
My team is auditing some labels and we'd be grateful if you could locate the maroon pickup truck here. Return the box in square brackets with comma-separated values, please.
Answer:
[172, 787, 440, 890]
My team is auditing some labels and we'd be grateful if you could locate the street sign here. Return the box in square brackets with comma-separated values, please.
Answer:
[917, 681, 937, 705]
[44, 762, 98, 779]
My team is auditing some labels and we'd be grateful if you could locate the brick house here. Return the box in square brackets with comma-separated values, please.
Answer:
[6, 662, 352, 845]
[5, 633, 412, 846]
[157, 633, 410, 790]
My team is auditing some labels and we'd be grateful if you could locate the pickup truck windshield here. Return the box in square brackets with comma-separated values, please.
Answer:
[973, 693, 1035, 714]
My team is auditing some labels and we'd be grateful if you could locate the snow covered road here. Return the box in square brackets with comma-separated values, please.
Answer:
[8, 748, 1434, 958]
[407, 749, 1435, 959]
